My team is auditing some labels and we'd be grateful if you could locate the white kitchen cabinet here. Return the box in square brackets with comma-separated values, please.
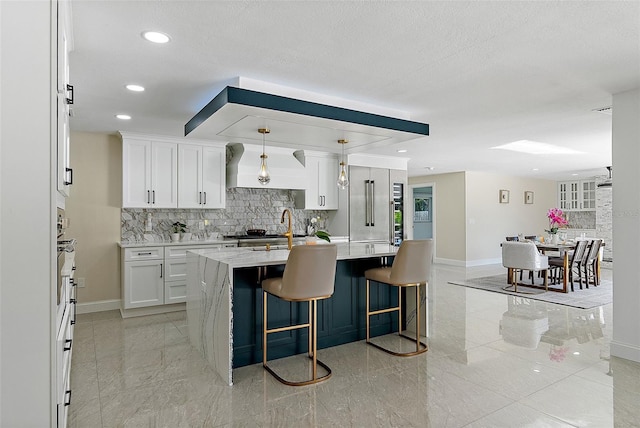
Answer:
[294, 151, 339, 210]
[122, 135, 178, 208]
[178, 143, 226, 209]
[56, 0, 73, 200]
[122, 247, 165, 309]
[558, 180, 596, 211]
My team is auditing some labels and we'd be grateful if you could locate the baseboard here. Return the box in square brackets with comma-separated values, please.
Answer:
[465, 258, 502, 267]
[119, 303, 186, 319]
[434, 257, 466, 267]
[76, 299, 121, 314]
[610, 340, 640, 363]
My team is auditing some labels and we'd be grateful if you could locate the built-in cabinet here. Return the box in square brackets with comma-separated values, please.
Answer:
[293, 151, 339, 210]
[121, 133, 226, 209]
[122, 243, 237, 314]
[178, 144, 226, 208]
[56, 250, 75, 428]
[558, 180, 596, 211]
[56, 0, 73, 201]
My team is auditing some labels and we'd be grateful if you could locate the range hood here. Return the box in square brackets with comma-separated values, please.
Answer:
[226, 143, 307, 190]
[184, 79, 429, 154]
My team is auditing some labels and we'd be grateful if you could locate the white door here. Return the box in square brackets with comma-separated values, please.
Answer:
[201, 146, 225, 208]
[122, 139, 152, 207]
[412, 186, 433, 239]
[150, 141, 178, 208]
[123, 261, 164, 308]
[178, 144, 203, 208]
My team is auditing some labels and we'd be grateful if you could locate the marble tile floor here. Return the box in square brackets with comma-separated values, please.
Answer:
[68, 264, 640, 427]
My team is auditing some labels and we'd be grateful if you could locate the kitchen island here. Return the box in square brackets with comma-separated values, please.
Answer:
[186, 242, 409, 385]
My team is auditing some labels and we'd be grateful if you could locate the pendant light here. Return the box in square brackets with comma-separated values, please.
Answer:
[257, 128, 271, 185]
[337, 139, 349, 189]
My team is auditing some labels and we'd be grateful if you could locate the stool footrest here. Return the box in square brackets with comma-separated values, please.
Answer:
[369, 305, 400, 316]
[263, 356, 332, 386]
[367, 332, 428, 357]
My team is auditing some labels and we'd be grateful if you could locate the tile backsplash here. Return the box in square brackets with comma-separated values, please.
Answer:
[121, 188, 327, 242]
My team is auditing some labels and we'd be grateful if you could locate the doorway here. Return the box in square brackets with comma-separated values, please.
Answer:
[410, 185, 434, 240]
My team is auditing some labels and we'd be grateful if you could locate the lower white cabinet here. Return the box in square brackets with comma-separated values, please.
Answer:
[122, 243, 237, 310]
[122, 247, 165, 309]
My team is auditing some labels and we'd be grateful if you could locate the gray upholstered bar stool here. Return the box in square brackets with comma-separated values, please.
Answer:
[261, 244, 338, 386]
[365, 239, 433, 357]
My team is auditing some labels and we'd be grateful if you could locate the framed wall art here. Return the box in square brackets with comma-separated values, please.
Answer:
[524, 191, 534, 204]
[499, 189, 510, 204]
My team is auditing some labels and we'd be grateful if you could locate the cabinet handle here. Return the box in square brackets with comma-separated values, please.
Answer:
[147, 190, 150, 204]
[66, 84, 74, 105]
[203, 192, 207, 205]
[64, 339, 72, 352]
[152, 190, 155, 204]
[69, 298, 76, 304]
[199, 192, 202, 204]
[72, 266, 76, 271]
[370, 180, 375, 226]
[137, 252, 152, 256]
[160, 263, 163, 278]
[64, 390, 72, 406]
[64, 168, 73, 185]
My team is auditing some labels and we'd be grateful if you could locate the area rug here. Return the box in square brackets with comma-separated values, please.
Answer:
[447, 275, 612, 309]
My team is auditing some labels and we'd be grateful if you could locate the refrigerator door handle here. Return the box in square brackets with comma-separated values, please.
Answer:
[389, 201, 394, 244]
[365, 180, 370, 226]
[370, 180, 375, 226]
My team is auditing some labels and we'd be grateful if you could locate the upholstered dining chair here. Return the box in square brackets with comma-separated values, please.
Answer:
[583, 239, 603, 287]
[549, 239, 589, 291]
[261, 244, 338, 386]
[364, 239, 433, 357]
[501, 241, 549, 292]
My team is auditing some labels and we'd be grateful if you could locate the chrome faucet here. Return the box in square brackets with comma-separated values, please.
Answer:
[281, 208, 293, 250]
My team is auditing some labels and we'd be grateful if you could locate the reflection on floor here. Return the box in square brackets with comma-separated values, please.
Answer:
[69, 264, 640, 427]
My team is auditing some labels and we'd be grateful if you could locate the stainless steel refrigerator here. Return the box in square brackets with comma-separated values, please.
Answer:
[349, 166, 406, 245]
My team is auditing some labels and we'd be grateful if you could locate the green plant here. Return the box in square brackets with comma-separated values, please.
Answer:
[315, 230, 331, 242]
[172, 221, 187, 233]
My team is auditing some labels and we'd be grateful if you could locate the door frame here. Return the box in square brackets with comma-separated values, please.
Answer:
[408, 182, 436, 256]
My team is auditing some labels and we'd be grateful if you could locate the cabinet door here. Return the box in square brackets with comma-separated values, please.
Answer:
[305, 157, 322, 209]
[122, 139, 152, 207]
[178, 144, 203, 208]
[581, 181, 596, 210]
[201, 146, 225, 208]
[569, 181, 580, 210]
[150, 142, 178, 208]
[318, 156, 339, 209]
[123, 261, 164, 308]
[56, 95, 71, 197]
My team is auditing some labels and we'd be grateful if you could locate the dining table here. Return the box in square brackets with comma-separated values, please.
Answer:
[535, 242, 575, 293]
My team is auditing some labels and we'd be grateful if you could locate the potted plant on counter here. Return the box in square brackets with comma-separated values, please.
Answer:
[305, 217, 331, 244]
[171, 221, 186, 242]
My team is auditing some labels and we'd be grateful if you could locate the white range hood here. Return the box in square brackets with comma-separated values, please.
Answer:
[226, 143, 307, 190]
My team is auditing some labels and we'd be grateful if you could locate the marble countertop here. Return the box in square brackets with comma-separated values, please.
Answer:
[119, 239, 237, 248]
[190, 242, 398, 268]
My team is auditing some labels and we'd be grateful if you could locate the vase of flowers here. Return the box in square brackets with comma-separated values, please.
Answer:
[545, 208, 569, 244]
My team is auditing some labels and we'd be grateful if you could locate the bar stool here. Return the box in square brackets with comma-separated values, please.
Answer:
[365, 239, 433, 356]
[262, 244, 337, 386]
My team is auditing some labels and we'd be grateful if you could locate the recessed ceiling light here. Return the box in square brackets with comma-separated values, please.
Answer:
[571, 173, 579, 176]
[491, 140, 582, 155]
[532, 168, 539, 171]
[142, 31, 170, 44]
[116, 114, 131, 120]
[397, 149, 408, 153]
[126, 84, 145, 92]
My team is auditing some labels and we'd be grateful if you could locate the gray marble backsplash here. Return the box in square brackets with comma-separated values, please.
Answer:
[121, 188, 327, 242]
[565, 211, 596, 229]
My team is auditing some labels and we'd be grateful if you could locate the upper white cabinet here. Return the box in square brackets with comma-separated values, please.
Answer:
[122, 136, 178, 208]
[178, 144, 226, 209]
[294, 151, 339, 210]
[558, 180, 596, 211]
[56, 0, 73, 199]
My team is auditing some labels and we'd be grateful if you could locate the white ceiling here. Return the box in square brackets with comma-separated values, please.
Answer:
[69, 1, 640, 180]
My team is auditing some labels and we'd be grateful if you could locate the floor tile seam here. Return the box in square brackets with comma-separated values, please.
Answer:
[459, 400, 519, 427]
[515, 400, 582, 427]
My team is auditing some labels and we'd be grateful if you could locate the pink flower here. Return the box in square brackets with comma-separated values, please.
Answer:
[546, 208, 569, 233]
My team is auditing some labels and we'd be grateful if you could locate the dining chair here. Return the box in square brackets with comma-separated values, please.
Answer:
[261, 244, 338, 386]
[549, 240, 588, 291]
[501, 241, 549, 292]
[583, 239, 603, 287]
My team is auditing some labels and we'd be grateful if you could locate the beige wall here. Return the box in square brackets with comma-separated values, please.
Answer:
[410, 172, 466, 262]
[65, 132, 122, 303]
[465, 171, 557, 264]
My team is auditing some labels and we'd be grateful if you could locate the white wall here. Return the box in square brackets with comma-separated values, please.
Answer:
[611, 87, 640, 363]
[465, 172, 557, 265]
[0, 1, 56, 425]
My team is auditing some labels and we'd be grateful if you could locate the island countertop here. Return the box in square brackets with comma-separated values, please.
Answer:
[189, 242, 399, 268]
